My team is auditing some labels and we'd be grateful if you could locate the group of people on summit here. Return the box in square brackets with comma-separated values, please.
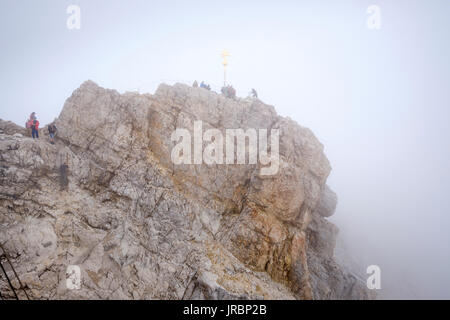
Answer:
[25, 112, 57, 144]
[192, 80, 258, 101]
[192, 80, 212, 90]
[221, 85, 236, 99]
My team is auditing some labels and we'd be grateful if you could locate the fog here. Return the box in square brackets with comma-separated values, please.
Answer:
[1, 0, 449, 298]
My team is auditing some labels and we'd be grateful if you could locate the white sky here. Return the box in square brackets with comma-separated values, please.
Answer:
[1, 0, 450, 298]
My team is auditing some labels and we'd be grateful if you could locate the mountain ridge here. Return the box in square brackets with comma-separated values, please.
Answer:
[0, 80, 372, 299]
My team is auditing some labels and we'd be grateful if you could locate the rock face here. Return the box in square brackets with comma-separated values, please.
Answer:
[0, 81, 372, 299]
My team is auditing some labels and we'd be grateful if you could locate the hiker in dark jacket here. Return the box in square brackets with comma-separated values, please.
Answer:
[48, 123, 57, 144]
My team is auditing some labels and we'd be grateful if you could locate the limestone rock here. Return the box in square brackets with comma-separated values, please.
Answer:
[0, 119, 27, 136]
[314, 184, 338, 218]
[0, 81, 372, 300]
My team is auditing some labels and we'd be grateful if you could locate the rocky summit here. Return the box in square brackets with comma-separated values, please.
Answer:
[0, 81, 372, 300]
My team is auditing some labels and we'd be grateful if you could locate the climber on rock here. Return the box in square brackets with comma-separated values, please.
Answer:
[48, 123, 57, 144]
[251, 88, 258, 99]
[200, 81, 211, 90]
[25, 119, 32, 137]
[229, 85, 236, 99]
[25, 112, 37, 137]
[30, 115, 39, 139]
[221, 86, 228, 96]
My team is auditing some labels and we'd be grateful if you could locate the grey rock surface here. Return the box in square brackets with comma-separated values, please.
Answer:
[0, 81, 372, 299]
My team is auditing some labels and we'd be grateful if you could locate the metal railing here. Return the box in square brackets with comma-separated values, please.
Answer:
[0, 242, 30, 300]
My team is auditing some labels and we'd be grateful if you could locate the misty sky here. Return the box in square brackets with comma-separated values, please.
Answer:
[1, 0, 450, 298]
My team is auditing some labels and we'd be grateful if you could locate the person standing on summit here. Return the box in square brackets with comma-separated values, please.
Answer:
[25, 112, 36, 137]
[30, 115, 39, 139]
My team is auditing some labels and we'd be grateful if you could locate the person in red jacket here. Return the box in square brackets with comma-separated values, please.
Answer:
[30, 116, 39, 139]
[25, 112, 36, 137]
